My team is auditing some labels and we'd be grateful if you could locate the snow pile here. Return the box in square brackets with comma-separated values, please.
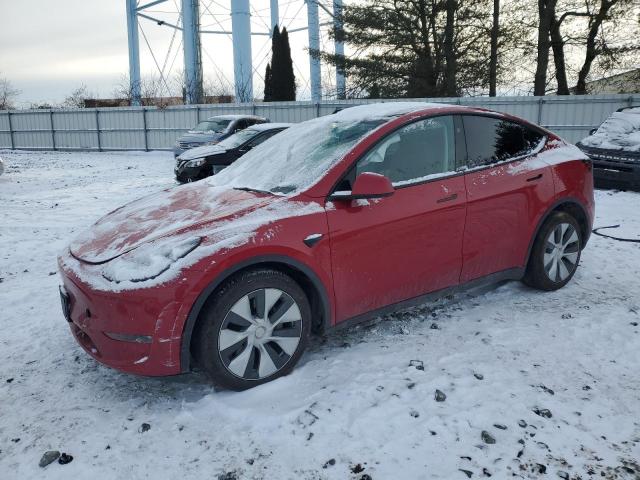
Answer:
[211, 102, 449, 194]
[580, 107, 640, 152]
[101, 236, 202, 283]
[1, 151, 640, 479]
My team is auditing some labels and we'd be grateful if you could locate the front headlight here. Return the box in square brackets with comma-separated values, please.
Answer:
[102, 236, 202, 283]
[185, 158, 207, 167]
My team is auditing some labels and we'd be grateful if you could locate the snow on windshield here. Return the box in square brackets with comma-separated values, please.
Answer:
[208, 102, 445, 194]
[218, 128, 257, 149]
[580, 107, 640, 152]
[192, 119, 231, 133]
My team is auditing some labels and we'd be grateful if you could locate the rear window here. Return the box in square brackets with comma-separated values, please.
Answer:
[463, 116, 544, 167]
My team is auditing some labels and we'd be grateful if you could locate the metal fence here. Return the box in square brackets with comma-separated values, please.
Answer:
[1, 94, 638, 151]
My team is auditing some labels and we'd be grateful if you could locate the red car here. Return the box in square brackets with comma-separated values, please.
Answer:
[58, 103, 594, 390]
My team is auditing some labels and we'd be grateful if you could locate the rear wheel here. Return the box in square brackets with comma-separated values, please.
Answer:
[524, 211, 582, 291]
[193, 269, 311, 390]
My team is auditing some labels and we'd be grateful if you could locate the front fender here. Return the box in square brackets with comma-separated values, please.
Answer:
[176, 211, 333, 373]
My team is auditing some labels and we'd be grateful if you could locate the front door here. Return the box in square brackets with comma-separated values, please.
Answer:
[326, 115, 467, 323]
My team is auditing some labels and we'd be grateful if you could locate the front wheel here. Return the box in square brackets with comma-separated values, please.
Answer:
[523, 211, 583, 291]
[193, 269, 311, 390]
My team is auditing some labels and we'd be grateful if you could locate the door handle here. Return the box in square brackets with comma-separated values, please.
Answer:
[526, 173, 543, 182]
[436, 193, 458, 203]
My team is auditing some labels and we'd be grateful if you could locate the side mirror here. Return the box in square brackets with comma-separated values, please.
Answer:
[330, 172, 395, 201]
[589, 128, 598, 136]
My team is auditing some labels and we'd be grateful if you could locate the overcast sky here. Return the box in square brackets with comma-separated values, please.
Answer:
[0, 0, 320, 107]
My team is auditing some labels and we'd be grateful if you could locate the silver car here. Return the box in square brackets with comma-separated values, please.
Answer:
[173, 115, 268, 157]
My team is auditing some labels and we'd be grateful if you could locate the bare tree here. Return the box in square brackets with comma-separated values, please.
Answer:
[489, 0, 500, 96]
[0, 75, 20, 110]
[113, 74, 166, 106]
[534, 0, 557, 95]
[62, 85, 93, 108]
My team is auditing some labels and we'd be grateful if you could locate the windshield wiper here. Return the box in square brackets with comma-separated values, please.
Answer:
[233, 186, 272, 195]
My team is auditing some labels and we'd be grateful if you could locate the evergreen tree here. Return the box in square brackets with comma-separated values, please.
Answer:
[264, 25, 296, 101]
[278, 27, 296, 100]
[263, 63, 272, 101]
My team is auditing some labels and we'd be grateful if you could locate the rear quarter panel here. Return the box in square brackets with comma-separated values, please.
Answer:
[549, 159, 595, 231]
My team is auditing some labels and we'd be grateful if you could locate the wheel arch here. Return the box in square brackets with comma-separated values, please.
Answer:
[180, 255, 332, 373]
[525, 197, 591, 268]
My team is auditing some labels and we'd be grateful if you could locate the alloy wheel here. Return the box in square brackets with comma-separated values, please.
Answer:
[543, 222, 580, 282]
[218, 288, 303, 380]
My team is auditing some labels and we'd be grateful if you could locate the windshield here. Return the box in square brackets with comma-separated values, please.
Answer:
[192, 119, 231, 133]
[218, 128, 259, 149]
[209, 116, 386, 194]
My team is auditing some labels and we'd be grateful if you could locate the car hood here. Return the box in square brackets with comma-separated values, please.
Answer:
[579, 109, 640, 153]
[69, 182, 273, 264]
[178, 144, 228, 160]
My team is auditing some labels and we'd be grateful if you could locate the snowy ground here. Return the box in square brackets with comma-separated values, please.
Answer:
[1, 150, 639, 480]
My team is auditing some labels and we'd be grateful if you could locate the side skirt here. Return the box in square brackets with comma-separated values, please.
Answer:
[328, 267, 524, 332]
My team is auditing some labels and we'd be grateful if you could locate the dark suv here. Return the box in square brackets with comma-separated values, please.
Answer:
[175, 123, 291, 183]
[577, 106, 640, 191]
[173, 115, 268, 157]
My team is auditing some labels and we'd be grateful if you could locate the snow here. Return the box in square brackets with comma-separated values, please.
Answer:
[2, 150, 640, 479]
[178, 143, 226, 160]
[249, 122, 293, 132]
[210, 102, 449, 194]
[580, 107, 640, 153]
[507, 139, 588, 174]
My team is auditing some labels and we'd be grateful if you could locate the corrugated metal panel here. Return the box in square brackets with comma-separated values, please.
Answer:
[0, 113, 11, 149]
[1, 94, 639, 151]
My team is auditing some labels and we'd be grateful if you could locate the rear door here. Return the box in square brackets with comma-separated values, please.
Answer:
[460, 115, 554, 282]
[326, 115, 468, 322]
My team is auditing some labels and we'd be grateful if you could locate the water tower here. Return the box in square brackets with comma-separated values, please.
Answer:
[125, 0, 346, 105]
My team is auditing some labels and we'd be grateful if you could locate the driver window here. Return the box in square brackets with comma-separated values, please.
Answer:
[355, 116, 456, 186]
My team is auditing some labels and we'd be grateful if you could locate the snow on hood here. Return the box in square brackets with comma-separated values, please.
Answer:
[580, 107, 640, 152]
[69, 183, 273, 264]
[178, 143, 227, 160]
[64, 186, 324, 291]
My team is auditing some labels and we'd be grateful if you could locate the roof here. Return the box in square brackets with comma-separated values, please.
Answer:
[247, 122, 292, 131]
[329, 102, 454, 122]
[205, 114, 267, 121]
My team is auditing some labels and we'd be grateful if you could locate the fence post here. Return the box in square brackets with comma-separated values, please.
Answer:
[537, 97, 544, 125]
[142, 108, 149, 151]
[316, 102, 320, 118]
[7, 111, 15, 150]
[95, 109, 102, 152]
[49, 110, 56, 150]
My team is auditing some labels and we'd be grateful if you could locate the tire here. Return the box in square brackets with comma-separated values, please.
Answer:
[523, 211, 583, 291]
[192, 269, 311, 390]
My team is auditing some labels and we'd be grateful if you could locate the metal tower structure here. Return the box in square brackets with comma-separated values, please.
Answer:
[126, 0, 346, 104]
[182, 0, 203, 104]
